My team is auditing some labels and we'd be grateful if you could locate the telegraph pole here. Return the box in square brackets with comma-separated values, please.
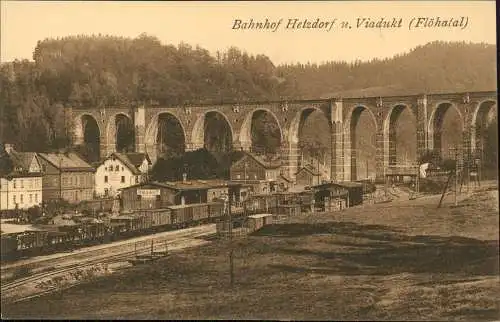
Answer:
[454, 149, 458, 207]
[224, 193, 234, 288]
[59, 154, 63, 201]
[449, 146, 460, 207]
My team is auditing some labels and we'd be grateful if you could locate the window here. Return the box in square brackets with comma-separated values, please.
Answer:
[20, 194, 23, 203]
[13, 195, 16, 203]
[115, 165, 119, 171]
[236, 174, 241, 179]
[121, 176, 125, 183]
[29, 194, 32, 203]
[21, 180, 24, 188]
[121, 167, 124, 171]
[35, 194, 38, 202]
[13, 180, 16, 189]
[137, 195, 142, 201]
[108, 166, 112, 172]
[135, 176, 139, 183]
[104, 176, 108, 183]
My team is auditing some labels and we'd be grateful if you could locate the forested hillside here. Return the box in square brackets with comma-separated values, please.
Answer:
[277, 41, 496, 98]
[0, 35, 496, 159]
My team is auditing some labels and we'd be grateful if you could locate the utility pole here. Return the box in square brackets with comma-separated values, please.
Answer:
[59, 154, 63, 201]
[449, 146, 459, 207]
[227, 193, 234, 288]
[366, 159, 368, 180]
[244, 161, 248, 185]
[454, 151, 458, 207]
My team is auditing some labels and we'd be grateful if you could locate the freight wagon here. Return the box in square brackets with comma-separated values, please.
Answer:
[137, 209, 172, 230]
[192, 203, 209, 222]
[245, 213, 273, 233]
[167, 205, 194, 228]
[1, 234, 19, 260]
[16, 230, 50, 254]
[208, 202, 224, 219]
[78, 198, 117, 214]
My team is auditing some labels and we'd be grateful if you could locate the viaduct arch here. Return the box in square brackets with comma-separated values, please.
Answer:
[68, 91, 497, 182]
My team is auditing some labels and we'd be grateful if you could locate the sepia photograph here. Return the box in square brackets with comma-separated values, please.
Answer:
[0, 1, 498, 320]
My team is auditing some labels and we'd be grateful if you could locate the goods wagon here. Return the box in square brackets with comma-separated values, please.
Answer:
[16, 230, 49, 251]
[168, 205, 194, 226]
[78, 198, 116, 214]
[140, 209, 172, 227]
[46, 231, 73, 251]
[128, 213, 152, 233]
[208, 202, 224, 218]
[75, 223, 106, 244]
[192, 203, 210, 222]
[106, 222, 127, 240]
[109, 215, 137, 235]
[1, 234, 19, 259]
[245, 214, 273, 232]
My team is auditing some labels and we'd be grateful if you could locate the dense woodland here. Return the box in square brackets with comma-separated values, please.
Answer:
[0, 35, 497, 179]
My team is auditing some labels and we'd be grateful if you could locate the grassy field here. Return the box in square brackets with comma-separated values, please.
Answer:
[2, 188, 499, 320]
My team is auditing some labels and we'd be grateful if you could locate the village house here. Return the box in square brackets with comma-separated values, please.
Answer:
[119, 175, 237, 211]
[230, 152, 282, 194]
[276, 173, 294, 192]
[312, 181, 364, 211]
[37, 152, 95, 204]
[94, 152, 151, 197]
[0, 144, 43, 210]
[295, 164, 322, 188]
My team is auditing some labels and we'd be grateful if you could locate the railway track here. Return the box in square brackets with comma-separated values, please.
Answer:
[1, 224, 214, 272]
[1, 229, 215, 304]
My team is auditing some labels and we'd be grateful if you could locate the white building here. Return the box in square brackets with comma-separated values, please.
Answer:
[0, 144, 43, 210]
[94, 152, 151, 197]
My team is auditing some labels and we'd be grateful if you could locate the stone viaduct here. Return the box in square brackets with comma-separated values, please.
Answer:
[70, 90, 497, 182]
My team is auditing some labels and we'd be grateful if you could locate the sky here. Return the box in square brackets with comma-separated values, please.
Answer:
[1, 1, 496, 65]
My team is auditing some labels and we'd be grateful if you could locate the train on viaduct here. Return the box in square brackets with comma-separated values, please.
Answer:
[69, 90, 497, 182]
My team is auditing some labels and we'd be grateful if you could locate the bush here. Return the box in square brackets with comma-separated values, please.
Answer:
[440, 159, 457, 172]
[418, 149, 441, 165]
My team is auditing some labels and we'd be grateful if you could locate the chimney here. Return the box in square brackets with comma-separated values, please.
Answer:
[182, 173, 187, 183]
[4, 143, 14, 154]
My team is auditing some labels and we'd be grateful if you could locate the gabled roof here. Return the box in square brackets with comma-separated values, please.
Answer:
[162, 179, 232, 191]
[37, 152, 94, 172]
[313, 181, 363, 190]
[110, 152, 150, 175]
[121, 179, 237, 192]
[296, 164, 320, 176]
[125, 152, 152, 167]
[232, 152, 281, 170]
[278, 173, 294, 183]
[1, 148, 42, 178]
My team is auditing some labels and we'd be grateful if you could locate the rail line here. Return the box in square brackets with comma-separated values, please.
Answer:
[1, 230, 214, 304]
[1, 224, 214, 272]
